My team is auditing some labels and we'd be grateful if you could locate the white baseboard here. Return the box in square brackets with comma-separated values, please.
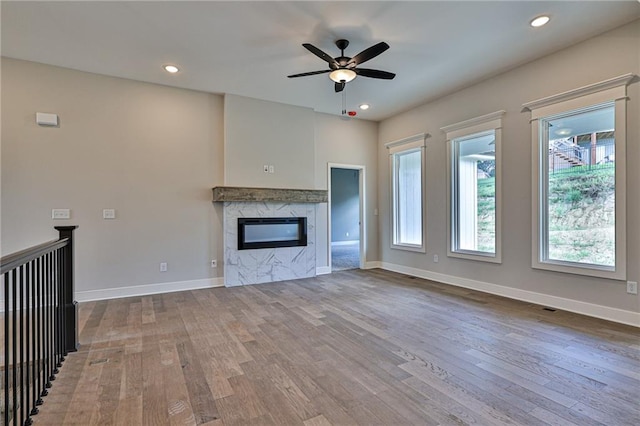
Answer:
[7, 263, 636, 327]
[364, 261, 382, 269]
[317, 263, 378, 275]
[378, 262, 640, 328]
[316, 266, 332, 275]
[75, 277, 224, 303]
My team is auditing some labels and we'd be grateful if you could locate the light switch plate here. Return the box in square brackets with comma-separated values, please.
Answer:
[36, 112, 58, 126]
[52, 209, 70, 219]
[103, 209, 116, 219]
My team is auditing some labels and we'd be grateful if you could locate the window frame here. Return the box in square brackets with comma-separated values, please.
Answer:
[386, 133, 427, 253]
[442, 111, 505, 263]
[524, 74, 633, 280]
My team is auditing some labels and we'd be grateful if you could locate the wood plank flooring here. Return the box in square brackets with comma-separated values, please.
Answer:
[31, 269, 639, 425]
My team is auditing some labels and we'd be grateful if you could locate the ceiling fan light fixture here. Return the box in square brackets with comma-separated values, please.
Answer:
[329, 69, 356, 83]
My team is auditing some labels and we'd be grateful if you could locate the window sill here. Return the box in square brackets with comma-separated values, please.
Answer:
[532, 259, 625, 281]
[448, 250, 501, 264]
[391, 243, 426, 253]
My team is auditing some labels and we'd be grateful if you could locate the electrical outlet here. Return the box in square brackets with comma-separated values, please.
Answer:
[627, 281, 638, 295]
[263, 165, 269, 173]
[211, 259, 217, 268]
[52, 209, 71, 219]
[268, 165, 275, 174]
[160, 262, 168, 272]
[433, 254, 439, 263]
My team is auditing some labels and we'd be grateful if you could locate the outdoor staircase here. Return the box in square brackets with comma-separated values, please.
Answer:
[552, 150, 584, 166]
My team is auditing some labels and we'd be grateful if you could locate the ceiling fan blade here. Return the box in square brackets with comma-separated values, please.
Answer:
[302, 43, 338, 66]
[335, 81, 345, 93]
[348, 42, 389, 66]
[355, 68, 396, 80]
[287, 69, 331, 78]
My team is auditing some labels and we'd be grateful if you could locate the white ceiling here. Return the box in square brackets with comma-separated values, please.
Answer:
[2, 1, 639, 121]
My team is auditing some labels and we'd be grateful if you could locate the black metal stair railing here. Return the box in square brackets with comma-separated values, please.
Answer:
[1, 226, 78, 426]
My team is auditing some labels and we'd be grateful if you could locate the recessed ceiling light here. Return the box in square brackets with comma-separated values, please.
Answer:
[163, 64, 180, 73]
[359, 104, 370, 110]
[530, 15, 550, 28]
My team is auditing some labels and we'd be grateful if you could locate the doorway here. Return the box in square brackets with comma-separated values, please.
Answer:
[328, 164, 365, 272]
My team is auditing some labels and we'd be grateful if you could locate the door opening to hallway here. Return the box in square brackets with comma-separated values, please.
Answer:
[330, 166, 362, 271]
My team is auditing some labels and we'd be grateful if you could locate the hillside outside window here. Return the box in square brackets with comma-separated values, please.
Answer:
[524, 74, 631, 279]
[443, 111, 504, 263]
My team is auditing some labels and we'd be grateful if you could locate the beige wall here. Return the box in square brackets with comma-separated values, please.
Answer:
[378, 20, 640, 315]
[1, 58, 380, 297]
[0, 56, 3, 257]
[224, 94, 315, 189]
[314, 112, 378, 268]
[222, 95, 379, 272]
[1, 58, 225, 296]
[4, 20, 637, 322]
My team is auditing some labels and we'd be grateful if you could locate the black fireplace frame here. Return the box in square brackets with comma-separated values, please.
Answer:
[238, 217, 307, 250]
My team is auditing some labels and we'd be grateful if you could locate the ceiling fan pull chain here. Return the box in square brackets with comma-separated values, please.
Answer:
[342, 83, 347, 115]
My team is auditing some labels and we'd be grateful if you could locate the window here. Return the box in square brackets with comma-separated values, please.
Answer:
[386, 134, 427, 252]
[524, 74, 632, 279]
[443, 111, 504, 262]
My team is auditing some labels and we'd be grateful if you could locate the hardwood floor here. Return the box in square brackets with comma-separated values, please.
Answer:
[32, 269, 639, 425]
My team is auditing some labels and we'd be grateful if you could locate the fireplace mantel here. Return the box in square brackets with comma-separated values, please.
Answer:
[212, 186, 327, 203]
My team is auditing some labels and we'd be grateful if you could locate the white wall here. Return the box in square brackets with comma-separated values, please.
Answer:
[378, 20, 640, 322]
[224, 94, 315, 189]
[1, 58, 225, 298]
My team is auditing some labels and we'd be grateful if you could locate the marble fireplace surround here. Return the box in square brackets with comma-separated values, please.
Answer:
[212, 187, 328, 287]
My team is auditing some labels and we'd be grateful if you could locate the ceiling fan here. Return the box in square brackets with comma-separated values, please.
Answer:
[288, 39, 395, 92]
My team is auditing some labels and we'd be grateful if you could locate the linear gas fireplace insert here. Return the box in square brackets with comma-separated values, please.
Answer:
[238, 217, 307, 250]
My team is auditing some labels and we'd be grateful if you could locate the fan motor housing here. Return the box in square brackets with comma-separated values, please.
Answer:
[335, 39, 350, 50]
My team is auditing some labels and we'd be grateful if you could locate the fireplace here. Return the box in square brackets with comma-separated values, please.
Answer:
[223, 204, 316, 286]
[238, 217, 307, 250]
[213, 187, 326, 286]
